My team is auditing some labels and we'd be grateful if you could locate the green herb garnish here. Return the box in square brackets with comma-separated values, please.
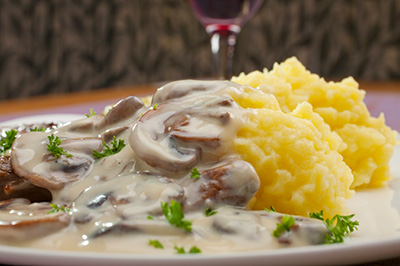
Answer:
[264, 206, 276, 212]
[160, 200, 192, 232]
[47, 134, 72, 159]
[174, 245, 186, 254]
[190, 167, 201, 179]
[93, 136, 126, 159]
[0, 129, 17, 154]
[188, 246, 202, 254]
[309, 210, 359, 244]
[30, 126, 46, 132]
[47, 203, 70, 214]
[148, 239, 164, 249]
[147, 215, 154, 220]
[85, 108, 96, 117]
[174, 245, 201, 254]
[205, 207, 217, 217]
[273, 215, 296, 238]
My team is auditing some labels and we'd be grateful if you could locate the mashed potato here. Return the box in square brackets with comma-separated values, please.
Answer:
[228, 88, 353, 217]
[232, 57, 398, 189]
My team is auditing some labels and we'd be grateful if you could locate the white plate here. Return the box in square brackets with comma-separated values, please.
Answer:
[0, 114, 399, 266]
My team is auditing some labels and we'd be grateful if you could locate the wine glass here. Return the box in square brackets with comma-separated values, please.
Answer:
[188, 0, 264, 79]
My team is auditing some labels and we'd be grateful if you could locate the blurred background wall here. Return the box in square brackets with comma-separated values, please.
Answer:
[0, 0, 399, 100]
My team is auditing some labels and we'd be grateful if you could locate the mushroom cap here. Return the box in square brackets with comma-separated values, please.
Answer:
[95, 96, 145, 130]
[11, 132, 103, 190]
[183, 159, 261, 210]
[73, 172, 184, 219]
[72, 172, 185, 238]
[0, 198, 70, 241]
[152, 79, 241, 104]
[131, 80, 250, 175]
[130, 101, 241, 174]
[60, 95, 145, 137]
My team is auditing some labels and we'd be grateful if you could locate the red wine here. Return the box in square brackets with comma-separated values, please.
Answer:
[189, 0, 263, 34]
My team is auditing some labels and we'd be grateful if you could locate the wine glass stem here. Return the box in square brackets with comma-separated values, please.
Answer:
[209, 30, 239, 80]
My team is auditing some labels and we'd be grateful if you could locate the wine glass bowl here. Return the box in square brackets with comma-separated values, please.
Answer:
[188, 0, 264, 79]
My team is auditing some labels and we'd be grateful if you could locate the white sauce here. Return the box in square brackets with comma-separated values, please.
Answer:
[0, 80, 330, 254]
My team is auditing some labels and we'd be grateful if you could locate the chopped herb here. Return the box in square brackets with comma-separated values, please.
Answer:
[309, 210, 325, 221]
[93, 136, 126, 159]
[273, 215, 296, 238]
[85, 108, 96, 117]
[309, 210, 359, 244]
[152, 103, 158, 110]
[264, 206, 276, 212]
[30, 126, 46, 132]
[0, 129, 17, 154]
[174, 245, 202, 254]
[148, 239, 164, 249]
[205, 207, 217, 217]
[190, 167, 201, 179]
[147, 215, 154, 220]
[47, 134, 72, 159]
[189, 246, 202, 254]
[174, 245, 186, 254]
[47, 203, 70, 214]
[160, 200, 192, 232]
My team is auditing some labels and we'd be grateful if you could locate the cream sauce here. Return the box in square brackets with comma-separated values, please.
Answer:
[0, 80, 329, 254]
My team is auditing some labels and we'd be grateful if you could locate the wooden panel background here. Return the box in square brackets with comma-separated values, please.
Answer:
[0, 0, 399, 100]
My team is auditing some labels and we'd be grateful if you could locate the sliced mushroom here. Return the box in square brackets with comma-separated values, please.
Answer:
[100, 125, 130, 143]
[72, 173, 189, 240]
[130, 104, 199, 173]
[62, 95, 145, 135]
[3, 179, 52, 202]
[89, 218, 187, 240]
[72, 172, 184, 224]
[209, 207, 329, 246]
[0, 155, 52, 202]
[130, 101, 236, 174]
[152, 80, 240, 104]
[11, 132, 103, 190]
[182, 159, 260, 210]
[95, 95, 145, 130]
[258, 211, 329, 245]
[0, 198, 70, 241]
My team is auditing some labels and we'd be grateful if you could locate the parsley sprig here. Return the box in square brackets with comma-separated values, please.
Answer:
[160, 200, 192, 232]
[47, 134, 72, 159]
[148, 239, 201, 254]
[148, 239, 164, 249]
[273, 215, 296, 237]
[174, 245, 201, 254]
[264, 206, 276, 212]
[309, 210, 359, 244]
[85, 108, 96, 117]
[0, 129, 17, 154]
[205, 207, 217, 217]
[47, 203, 70, 214]
[30, 126, 46, 132]
[190, 167, 201, 179]
[93, 136, 126, 159]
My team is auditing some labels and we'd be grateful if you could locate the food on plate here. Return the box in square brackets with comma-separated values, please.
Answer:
[0, 59, 396, 254]
[232, 57, 398, 189]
